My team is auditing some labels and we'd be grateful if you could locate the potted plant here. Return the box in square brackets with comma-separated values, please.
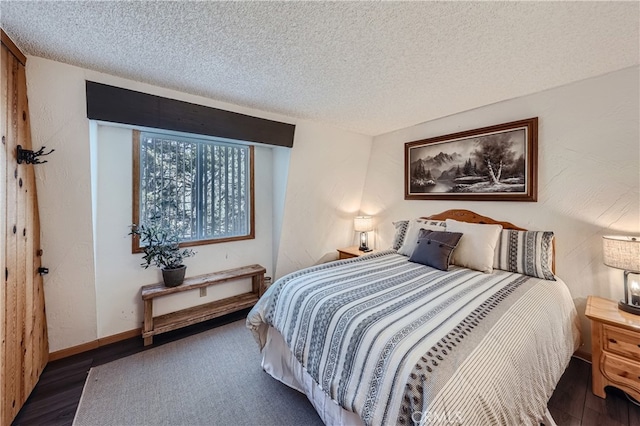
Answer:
[130, 223, 196, 287]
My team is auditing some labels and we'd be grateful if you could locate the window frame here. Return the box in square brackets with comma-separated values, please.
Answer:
[131, 129, 255, 253]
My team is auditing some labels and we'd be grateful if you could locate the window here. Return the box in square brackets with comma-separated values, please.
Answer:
[132, 130, 254, 252]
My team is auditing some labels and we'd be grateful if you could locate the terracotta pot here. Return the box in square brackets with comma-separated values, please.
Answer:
[162, 265, 186, 287]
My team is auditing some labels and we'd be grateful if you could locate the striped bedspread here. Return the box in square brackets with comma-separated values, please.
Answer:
[247, 251, 580, 426]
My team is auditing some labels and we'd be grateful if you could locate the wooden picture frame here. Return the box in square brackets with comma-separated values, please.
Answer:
[405, 117, 538, 201]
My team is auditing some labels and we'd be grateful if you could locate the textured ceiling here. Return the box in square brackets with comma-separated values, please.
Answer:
[1, 1, 638, 136]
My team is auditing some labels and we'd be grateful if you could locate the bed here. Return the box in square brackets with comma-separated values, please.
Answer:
[247, 210, 580, 426]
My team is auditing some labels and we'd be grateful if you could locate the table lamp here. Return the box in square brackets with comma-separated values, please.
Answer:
[354, 216, 373, 252]
[603, 235, 640, 315]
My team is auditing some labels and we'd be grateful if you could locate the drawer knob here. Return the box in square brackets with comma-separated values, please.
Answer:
[608, 338, 617, 344]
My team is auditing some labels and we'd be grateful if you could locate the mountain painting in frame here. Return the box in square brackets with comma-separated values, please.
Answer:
[404, 117, 538, 201]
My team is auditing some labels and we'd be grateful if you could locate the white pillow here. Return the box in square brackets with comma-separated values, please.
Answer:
[445, 219, 502, 273]
[397, 219, 446, 257]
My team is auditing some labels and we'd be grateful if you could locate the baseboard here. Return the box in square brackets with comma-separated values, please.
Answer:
[573, 348, 592, 364]
[97, 328, 142, 346]
[49, 328, 141, 361]
[49, 341, 100, 361]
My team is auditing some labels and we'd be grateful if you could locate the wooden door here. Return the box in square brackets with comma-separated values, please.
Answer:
[1, 30, 49, 426]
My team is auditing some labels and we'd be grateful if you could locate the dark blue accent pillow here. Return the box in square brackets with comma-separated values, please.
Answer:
[409, 230, 464, 271]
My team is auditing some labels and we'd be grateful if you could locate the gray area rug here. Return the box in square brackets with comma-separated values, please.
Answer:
[73, 320, 324, 426]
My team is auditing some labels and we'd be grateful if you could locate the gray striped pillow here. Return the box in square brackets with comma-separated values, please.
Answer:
[391, 220, 409, 250]
[493, 230, 555, 280]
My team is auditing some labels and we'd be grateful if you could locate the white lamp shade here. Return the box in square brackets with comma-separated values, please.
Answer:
[603, 235, 640, 272]
[354, 216, 373, 232]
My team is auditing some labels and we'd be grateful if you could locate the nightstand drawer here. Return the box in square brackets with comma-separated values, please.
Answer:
[601, 352, 640, 394]
[338, 251, 357, 260]
[586, 296, 640, 401]
[603, 324, 640, 362]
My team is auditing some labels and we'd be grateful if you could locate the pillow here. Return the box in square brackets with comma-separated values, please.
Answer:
[493, 230, 555, 280]
[391, 220, 409, 250]
[397, 219, 446, 257]
[445, 219, 502, 273]
[409, 230, 463, 271]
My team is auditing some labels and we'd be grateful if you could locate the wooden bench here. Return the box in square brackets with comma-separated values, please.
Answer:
[141, 264, 266, 346]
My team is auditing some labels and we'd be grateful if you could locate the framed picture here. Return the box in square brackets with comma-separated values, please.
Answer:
[404, 117, 538, 201]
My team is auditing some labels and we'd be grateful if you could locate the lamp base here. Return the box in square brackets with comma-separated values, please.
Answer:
[358, 246, 372, 252]
[618, 300, 640, 315]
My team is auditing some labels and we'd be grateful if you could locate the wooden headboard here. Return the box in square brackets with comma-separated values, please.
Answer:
[421, 209, 555, 274]
[422, 209, 526, 231]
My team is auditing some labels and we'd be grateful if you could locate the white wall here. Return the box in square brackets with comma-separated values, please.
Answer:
[360, 66, 640, 353]
[275, 121, 373, 278]
[26, 56, 373, 351]
[26, 58, 99, 350]
[271, 146, 291, 276]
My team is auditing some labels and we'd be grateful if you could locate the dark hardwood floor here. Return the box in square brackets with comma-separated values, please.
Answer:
[548, 355, 640, 426]
[12, 311, 640, 425]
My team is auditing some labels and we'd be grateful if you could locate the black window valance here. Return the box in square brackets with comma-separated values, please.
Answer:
[85, 81, 295, 148]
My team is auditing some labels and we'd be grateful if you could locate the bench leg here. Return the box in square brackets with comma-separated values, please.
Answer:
[143, 299, 153, 346]
[253, 273, 265, 297]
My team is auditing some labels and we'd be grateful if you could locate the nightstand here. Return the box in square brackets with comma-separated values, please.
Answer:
[337, 246, 377, 260]
[585, 295, 640, 401]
